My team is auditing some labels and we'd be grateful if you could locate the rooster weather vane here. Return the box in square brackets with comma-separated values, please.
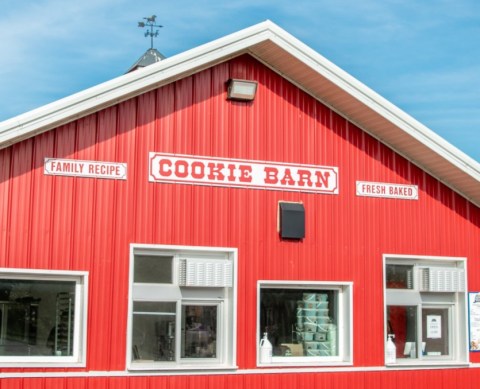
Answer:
[138, 15, 163, 49]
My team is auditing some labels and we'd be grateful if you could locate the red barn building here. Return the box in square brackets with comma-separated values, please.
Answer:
[0, 21, 479, 388]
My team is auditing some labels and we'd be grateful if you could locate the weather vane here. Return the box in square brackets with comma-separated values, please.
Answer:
[138, 15, 163, 49]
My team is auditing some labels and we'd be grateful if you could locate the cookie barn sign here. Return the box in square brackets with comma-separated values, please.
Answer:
[149, 153, 339, 194]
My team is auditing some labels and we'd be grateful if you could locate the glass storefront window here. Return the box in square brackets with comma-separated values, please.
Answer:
[0, 270, 87, 366]
[258, 281, 352, 366]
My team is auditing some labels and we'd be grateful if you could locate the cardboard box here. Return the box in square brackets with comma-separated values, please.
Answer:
[281, 343, 304, 356]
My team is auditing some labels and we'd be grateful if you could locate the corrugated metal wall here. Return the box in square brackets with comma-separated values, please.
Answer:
[0, 54, 479, 386]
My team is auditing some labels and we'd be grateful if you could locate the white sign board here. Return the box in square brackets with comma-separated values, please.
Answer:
[149, 153, 339, 194]
[356, 181, 418, 200]
[44, 158, 127, 180]
[469, 292, 480, 351]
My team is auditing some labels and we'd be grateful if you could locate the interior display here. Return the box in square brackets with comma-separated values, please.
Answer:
[0, 278, 76, 357]
[260, 288, 339, 359]
[53, 292, 75, 356]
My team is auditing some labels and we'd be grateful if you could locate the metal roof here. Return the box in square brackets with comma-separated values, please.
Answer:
[1, 20, 479, 206]
[125, 48, 166, 73]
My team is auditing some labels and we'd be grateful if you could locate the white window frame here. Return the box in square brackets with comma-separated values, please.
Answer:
[257, 280, 353, 367]
[383, 254, 469, 367]
[127, 244, 237, 371]
[0, 268, 88, 367]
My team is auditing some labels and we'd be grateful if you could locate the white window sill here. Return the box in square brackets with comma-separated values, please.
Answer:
[0, 361, 86, 368]
[386, 361, 470, 369]
[128, 362, 238, 372]
[257, 361, 353, 368]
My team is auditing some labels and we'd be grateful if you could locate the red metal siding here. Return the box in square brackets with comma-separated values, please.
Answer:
[0, 54, 480, 386]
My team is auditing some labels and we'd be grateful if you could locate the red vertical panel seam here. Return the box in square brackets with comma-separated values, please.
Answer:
[107, 106, 121, 370]
[152, 89, 160, 245]
[132, 97, 141, 241]
[69, 122, 80, 271]
[48, 130, 58, 269]
[4, 149, 13, 266]
[26, 138, 37, 268]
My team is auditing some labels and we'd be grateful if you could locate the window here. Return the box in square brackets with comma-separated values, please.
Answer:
[257, 281, 352, 366]
[127, 245, 236, 370]
[384, 255, 468, 366]
[0, 269, 88, 367]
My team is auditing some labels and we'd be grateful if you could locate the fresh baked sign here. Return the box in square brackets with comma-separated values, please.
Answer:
[356, 181, 418, 200]
[149, 153, 339, 194]
[44, 158, 127, 180]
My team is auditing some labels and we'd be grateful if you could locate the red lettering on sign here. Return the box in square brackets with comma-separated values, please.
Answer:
[175, 160, 189, 178]
[280, 168, 295, 186]
[207, 162, 225, 181]
[315, 171, 330, 188]
[191, 161, 205, 179]
[159, 159, 172, 176]
[264, 167, 279, 184]
[297, 169, 312, 187]
[238, 165, 252, 182]
[227, 164, 237, 182]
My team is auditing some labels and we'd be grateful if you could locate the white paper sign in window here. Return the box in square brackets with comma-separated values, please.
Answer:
[427, 315, 442, 339]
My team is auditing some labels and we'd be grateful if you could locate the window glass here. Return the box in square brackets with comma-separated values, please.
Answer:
[181, 304, 217, 359]
[132, 302, 176, 361]
[387, 305, 417, 359]
[134, 255, 173, 284]
[386, 264, 413, 289]
[258, 282, 352, 366]
[260, 288, 338, 358]
[422, 307, 449, 357]
[0, 279, 75, 357]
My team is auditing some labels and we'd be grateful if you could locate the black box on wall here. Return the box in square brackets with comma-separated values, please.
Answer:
[278, 202, 305, 239]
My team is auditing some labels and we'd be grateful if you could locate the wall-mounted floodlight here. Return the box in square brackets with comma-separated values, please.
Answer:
[227, 79, 258, 101]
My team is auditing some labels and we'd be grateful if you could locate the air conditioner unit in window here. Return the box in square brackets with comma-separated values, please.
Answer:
[419, 267, 465, 292]
[178, 258, 233, 287]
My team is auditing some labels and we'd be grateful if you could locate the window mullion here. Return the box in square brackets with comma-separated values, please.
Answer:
[417, 304, 422, 360]
[175, 300, 181, 363]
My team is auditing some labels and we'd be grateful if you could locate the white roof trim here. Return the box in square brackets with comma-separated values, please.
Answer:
[1, 20, 479, 206]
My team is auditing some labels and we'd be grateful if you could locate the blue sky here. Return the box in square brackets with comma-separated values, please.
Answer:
[1, 0, 479, 161]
